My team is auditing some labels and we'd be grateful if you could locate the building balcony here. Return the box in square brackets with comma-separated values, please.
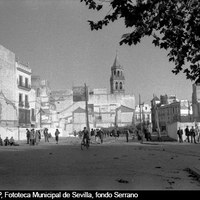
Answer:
[18, 83, 31, 91]
[25, 101, 30, 108]
[19, 101, 24, 107]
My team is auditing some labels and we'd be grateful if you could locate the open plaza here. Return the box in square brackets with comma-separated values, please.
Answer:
[0, 136, 200, 190]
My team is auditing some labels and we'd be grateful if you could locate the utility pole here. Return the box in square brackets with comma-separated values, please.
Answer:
[139, 94, 144, 143]
[85, 83, 90, 135]
[153, 94, 161, 140]
[188, 100, 191, 122]
[39, 108, 42, 128]
[139, 94, 143, 133]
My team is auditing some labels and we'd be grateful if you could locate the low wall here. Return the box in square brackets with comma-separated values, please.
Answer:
[167, 122, 196, 141]
[0, 127, 26, 141]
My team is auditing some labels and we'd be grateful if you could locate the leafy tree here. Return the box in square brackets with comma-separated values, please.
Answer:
[81, 0, 200, 82]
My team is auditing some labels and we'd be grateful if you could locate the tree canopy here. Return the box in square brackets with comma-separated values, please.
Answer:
[81, 0, 200, 83]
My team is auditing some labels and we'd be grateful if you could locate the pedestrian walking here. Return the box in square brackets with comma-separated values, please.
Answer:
[26, 129, 30, 144]
[99, 128, 103, 144]
[30, 129, 35, 145]
[35, 130, 40, 145]
[185, 126, 190, 143]
[44, 128, 49, 142]
[177, 127, 183, 143]
[38, 130, 41, 142]
[55, 129, 60, 144]
[125, 129, 129, 142]
[91, 129, 95, 136]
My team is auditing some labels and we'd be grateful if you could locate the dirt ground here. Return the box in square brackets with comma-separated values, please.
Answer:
[0, 136, 200, 190]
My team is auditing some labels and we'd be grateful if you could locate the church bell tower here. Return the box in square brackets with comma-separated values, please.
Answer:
[110, 53, 125, 94]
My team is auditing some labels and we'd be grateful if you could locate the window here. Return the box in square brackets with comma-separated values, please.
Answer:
[25, 95, 28, 102]
[25, 78, 28, 88]
[31, 109, 35, 121]
[117, 71, 120, 76]
[37, 88, 40, 97]
[115, 82, 118, 90]
[120, 82, 123, 89]
[114, 70, 116, 76]
[19, 93, 22, 102]
[19, 75, 23, 86]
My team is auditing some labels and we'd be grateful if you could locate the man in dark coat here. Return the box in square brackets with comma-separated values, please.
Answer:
[185, 126, 190, 143]
[190, 126, 196, 143]
[177, 127, 183, 143]
[26, 129, 30, 144]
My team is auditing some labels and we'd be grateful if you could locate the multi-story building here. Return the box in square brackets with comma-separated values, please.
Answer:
[31, 77, 55, 128]
[192, 82, 200, 122]
[135, 103, 151, 125]
[16, 60, 32, 127]
[151, 95, 160, 131]
[0, 44, 18, 126]
[51, 55, 135, 135]
[151, 95, 192, 131]
[0, 44, 35, 128]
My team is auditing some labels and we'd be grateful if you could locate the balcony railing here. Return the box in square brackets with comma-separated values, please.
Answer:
[25, 101, 30, 108]
[19, 101, 24, 107]
[18, 83, 31, 91]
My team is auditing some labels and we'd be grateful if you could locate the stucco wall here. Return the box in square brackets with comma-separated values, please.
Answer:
[0, 45, 17, 124]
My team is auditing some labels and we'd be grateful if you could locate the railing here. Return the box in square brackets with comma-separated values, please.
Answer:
[19, 101, 24, 107]
[25, 101, 30, 108]
[18, 83, 31, 91]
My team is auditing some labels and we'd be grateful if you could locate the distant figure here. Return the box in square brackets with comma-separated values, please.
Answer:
[197, 126, 200, 143]
[73, 130, 77, 137]
[185, 126, 190, 143]
[9, 137, 15, 146]
[44, 128, 49, 142]
[30, 129, 35, 145]
[126, 129, 129, 142]
[91, 129, 95, 136]
[26, 129, 30, 144]
[0, 135, 3, 146]
[82, 127, 89, 145]
[144, 128, 151, 141]
[139, 130, 144, 143]
[55, 129, 60, 144]
[99, 129, 103, 144]
[190, 126, 196, 144]
[38, 130, 41, 141]
[4, 137, 10, 146]
[114, 128, 118, 140]
[35, 130, 40, 145]
[177, 127, 183, 143]
[95, 129, 99, 142]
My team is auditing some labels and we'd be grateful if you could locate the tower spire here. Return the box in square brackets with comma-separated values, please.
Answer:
[113, 50, 121, 68]
[110, 51, 125, 94]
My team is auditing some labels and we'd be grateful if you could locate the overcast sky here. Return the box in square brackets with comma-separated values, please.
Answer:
[0, 0, 193, 104]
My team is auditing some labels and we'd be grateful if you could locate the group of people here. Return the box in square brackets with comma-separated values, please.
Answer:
[91, 128, 104, 143]
[78, 127, 136, 144]
[26, 128, 60, 145]
[177, 125, 200, 143]
[0, 135, 18, 146]
[26, 129, 41, 145]
[77, 127, 104, 145]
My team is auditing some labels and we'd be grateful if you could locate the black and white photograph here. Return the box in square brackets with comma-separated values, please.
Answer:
[0, 0, 200, 195]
